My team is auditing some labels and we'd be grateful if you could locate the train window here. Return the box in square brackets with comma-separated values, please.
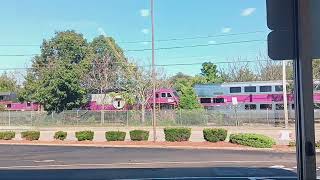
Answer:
[6, 104, 11, 108]
[27, 102, 31, 107]
[0, 96, 3, 101]
[213, 98, 224, 103]
[156, 94, 159, 98]
[276, 104, 284, 110]
[245, 104, 256, 110]
[260, 86, 272, 92]
[200, 98, 211, 104]
[275, 85, 283, 92]
[260, 104, 272, 110]
[167, 93, 172, 97]
[314, 103, 320, 109]
[244, 86, 256, 93]
[161, 93, 166, 98]
[230, 87, 241, 93]
[292, 104, 295, 109]
[314, 84, 320, 91]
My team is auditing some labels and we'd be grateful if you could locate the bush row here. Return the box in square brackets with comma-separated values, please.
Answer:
[288, 140, 320, 148]
[0, 128, 279, 148]
[229, 133, 276, 148]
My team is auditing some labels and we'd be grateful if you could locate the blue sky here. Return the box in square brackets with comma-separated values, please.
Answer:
[0, 0, 269, 76]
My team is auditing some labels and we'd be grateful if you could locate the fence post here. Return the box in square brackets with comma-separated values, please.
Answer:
[179, 109, 182, 125]
[8, 110, 10, 126]
[267, 108, 269, 126]
[101, 111, 105, 126]
[126, 110, 129, 127]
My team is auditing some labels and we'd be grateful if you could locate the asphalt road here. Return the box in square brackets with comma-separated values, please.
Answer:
[0, 145, 318, 180]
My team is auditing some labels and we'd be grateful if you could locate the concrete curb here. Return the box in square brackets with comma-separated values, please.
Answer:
[0, 141, 298, 153]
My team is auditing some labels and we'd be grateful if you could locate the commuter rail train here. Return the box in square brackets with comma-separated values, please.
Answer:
[194, 81, 320, 120]
[87, 88, 180, 110]
[2, 80, 320, 120]
[0, 92, 39, 111]
[0, 88, 180, 111]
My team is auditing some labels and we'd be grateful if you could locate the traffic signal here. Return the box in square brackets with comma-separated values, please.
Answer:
[266, 0, 295, 60]
[267, 0, 320, 60]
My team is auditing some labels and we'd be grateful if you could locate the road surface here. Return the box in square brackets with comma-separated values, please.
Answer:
[0, 145, 318, 180]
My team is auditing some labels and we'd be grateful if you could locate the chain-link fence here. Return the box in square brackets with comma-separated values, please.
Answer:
[0, 109, 294, 127]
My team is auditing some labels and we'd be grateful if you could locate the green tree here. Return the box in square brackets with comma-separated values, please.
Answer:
[84, 35, 128, 93]
[200, 62, 221, 83]
[0, 73, 18, 92]
[19, 31, 92, 113]
[170, 72, 193, 92]
[179, 85, 202, 110]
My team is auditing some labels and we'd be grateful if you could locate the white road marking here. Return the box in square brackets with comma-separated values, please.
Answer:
[0, 160, 287, 169]
[114, 177, 297, 180]
[282, 168, 294, 171]
[269, 165, 285, 169]
[33, 160, 55, 163]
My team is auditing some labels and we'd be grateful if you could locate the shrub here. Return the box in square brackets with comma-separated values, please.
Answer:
[229, 133, 276, 148]
[75, 131, 94, 141]
[289, 141, 296, 147]
[54, 131, 67, 141]
[105, 131, 126, 141]
[203, 128, 227, 143]
[0, 131, 15, 140]
[130, 130, 149, 141]
[164, 127, 191, 142]
[21, 131, 40, 141]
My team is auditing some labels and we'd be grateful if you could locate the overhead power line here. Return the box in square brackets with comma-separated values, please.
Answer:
[0, 30, 267, 47]
[0, 54, 38, 57]
[0, 39, 266, 57]
[0, 59, 274, 71]
[126, 39, 266, 52]
[119, 30, 267, 44]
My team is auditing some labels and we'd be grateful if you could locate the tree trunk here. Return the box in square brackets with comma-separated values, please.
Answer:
[141, 104, 146, 123]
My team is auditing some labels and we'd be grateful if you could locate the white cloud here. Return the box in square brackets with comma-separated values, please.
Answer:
[208, 40, 216, 44]
[221, 27, 232, 33]
[241, 8, 256, 16]
[98, 27, 107, 36]
[141, 28, 149, 34]
[140, 9, 150, 17]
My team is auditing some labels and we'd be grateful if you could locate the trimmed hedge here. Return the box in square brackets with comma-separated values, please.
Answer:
[21, 131, 40, 141]
[0, 131, 15, 140]
[289, 140, 320, 148]
[54, 131, 67, 141]
[105, 131, 126, 141]
[130, 130, 149, 141]
[75, 131, 94, 141]
[203, 128, 227, 143]
[229, 133, 276, 148]
[164, 127, 191, 142]
[289, 141, 296, 147]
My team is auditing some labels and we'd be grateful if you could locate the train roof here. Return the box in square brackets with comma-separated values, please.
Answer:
[0, 92, 14, 96]
[194, 81, 284, 88]
[194, 81, 285, 97]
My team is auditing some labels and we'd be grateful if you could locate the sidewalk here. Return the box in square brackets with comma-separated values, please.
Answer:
[0, 126, 306, 144]
[0, 140, 295, 152]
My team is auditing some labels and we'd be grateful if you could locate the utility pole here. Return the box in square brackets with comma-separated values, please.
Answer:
[294, 0, 316, 178]
[282, 60, 289, 129]
[151, 0, 157, 142]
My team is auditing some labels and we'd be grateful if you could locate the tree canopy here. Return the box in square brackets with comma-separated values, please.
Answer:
[19, 30, 127, 113]
[0, 73, 18, 92]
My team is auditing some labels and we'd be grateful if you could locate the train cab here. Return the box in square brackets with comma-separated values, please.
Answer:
[149, 88, 179, 109]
